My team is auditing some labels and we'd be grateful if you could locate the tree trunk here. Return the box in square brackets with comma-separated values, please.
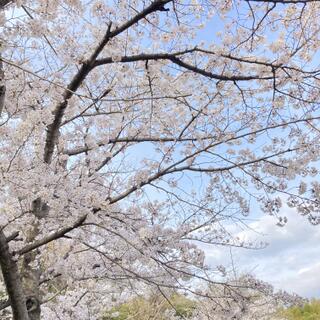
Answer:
[0, 230, 30, 320]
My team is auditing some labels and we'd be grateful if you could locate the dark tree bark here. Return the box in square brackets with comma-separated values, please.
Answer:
[0, 0, 12, 10]
[0, 230, 30, 320]
[0, 59, 5, 116]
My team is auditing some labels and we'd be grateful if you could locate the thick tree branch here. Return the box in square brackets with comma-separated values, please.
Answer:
[15, 215, 87, 256]
[0, 230, 30, 320]
[94, 49, 195, 66]
[168, 56, 273, 81]
[94, 52, 273, 81]
[43, 22, 113, 164]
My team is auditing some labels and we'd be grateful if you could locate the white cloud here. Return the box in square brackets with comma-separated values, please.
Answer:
[204, 205, 320, 298]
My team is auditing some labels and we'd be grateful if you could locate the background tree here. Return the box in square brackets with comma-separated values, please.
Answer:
[103, 291, 196, 320]
[191, 275, 303, 320]
[280, 299, 320, 320]
[0, 0, 320, 319]
[103, 275, 303, 320]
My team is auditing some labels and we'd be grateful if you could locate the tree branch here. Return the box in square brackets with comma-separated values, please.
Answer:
[63, 115, 320, 156]
[0, 299, 10, 311]
[43, 0, 173, 164]
[15, 215, 87, 256]
[0, 0, 11, 10]
[63, 135, 217, 156]
[6, 231, 20, 242]
[94, 51, 273, 81]
[108, 147, 297, 204]
[0, 57, 6, 116]
[245, 0, 319, 3]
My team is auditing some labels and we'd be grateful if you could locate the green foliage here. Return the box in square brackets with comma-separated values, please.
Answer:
[103, 293, 196, 320]
[170, 293, 196, 317]
[280, 300, 320, 320]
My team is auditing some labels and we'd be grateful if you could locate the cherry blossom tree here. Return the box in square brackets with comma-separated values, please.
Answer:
[102, 275, 303, 320]
[0, 0, 320, 319]
[191, 275, 303, 320]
